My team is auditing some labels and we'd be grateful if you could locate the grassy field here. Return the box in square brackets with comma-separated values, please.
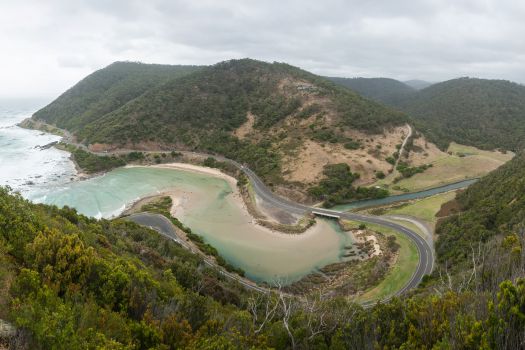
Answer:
[372, 142, 513, 193]
[448, 142, 513, 161]
[342, 220, 420, 303]
[383, 191, 457, 224]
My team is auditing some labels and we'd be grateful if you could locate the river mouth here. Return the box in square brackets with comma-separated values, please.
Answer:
[29, 166, 353, 284]
[20, 161, 469, 285]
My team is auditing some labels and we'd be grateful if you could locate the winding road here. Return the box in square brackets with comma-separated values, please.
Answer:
[227, 157, 433, 299]
[126, 212, 270, 294]
[126, 153, 434, 304]
[36, 120, 433, 303]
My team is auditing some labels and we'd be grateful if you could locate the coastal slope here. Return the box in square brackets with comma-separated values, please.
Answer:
[31, 59, 411, 202]
[1, 152, 525, 348]
[33, 61, 201, 131]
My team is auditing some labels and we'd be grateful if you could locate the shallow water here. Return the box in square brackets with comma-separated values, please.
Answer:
[31, 167, 353, 283]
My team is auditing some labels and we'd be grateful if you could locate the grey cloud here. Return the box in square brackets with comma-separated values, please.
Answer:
[0, 0, 524, 98]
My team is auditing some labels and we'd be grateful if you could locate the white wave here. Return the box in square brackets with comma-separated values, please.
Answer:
[106, 204, 127, 219]
[0, 111, 76, 199]
[31, 195, 47, 203]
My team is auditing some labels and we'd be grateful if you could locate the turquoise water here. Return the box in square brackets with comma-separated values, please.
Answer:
[332, 179, 478, 211]
[24, 165, 476, 283]
[30, 167, 226, 219]
[31, 167, 353, 283]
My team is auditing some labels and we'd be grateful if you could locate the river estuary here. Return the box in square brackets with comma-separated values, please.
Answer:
[0, 100, 472, 284]
[1, 101, 355, 283]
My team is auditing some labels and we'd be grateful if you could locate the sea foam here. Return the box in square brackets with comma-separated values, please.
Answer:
[0, 101, 76, 198]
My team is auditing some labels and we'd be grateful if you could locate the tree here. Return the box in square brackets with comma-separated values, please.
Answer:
[26, 229, 94, 295]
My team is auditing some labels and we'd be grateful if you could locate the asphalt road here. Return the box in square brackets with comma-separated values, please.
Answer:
[232, 159, 434, 299]
[126, 212, 270, 294]
[125, 153, 434, 304]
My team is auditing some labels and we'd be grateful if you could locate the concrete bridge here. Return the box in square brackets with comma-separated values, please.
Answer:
[311, 210, 341, 219]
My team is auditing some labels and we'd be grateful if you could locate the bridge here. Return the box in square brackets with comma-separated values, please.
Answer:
[311, 210, 341, 219]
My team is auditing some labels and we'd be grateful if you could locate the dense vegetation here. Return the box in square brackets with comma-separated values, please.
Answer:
[58, 143, 126, 173]
[436, 152, 525, 266]
[308, 163, 389, 207]
[32, 59, 407, 185]
[0, 187, 258, 348]
[34, 62, 201, 131]
[395, 161, 432, 180]
[396, 78, 525, 151]
[2, 185, 525, 348]
[327, 77, 417, 105]
[60, 59, 406, 141]
[330, 76, 525, 152]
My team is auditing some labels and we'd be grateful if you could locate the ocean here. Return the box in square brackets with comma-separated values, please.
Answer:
[0, 98, 76, 196]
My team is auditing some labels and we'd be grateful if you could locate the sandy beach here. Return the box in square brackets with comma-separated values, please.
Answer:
[148, 162, 238, 189]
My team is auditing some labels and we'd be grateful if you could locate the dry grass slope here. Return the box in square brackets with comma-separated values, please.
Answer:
[373, 136, 513, 193]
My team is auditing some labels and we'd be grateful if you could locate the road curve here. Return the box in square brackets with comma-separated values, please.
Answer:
[125, 152, 434, 304]
[45, 121, 432, 302]
[232, 159, 434, 300]
[29, 120, 433, 299]
[125, 212, 270, 294]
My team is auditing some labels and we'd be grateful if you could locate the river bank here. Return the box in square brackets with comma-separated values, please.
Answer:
[20, 119, 482, 215]
[16, 120, 429, 292]
[29, 165, 356, 282]
[123, 163, 320, 239]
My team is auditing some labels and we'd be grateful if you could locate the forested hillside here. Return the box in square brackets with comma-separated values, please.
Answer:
[73, 59, 406, 143]
[2, 183, 525, 348]
[436, 152, 525, 267]
[397, 78, 525, 151]
[32, 59, 410, 203]
[327, 77, 417, 105]
[33, 61, 201, 131]
[329, 76, 525, 152]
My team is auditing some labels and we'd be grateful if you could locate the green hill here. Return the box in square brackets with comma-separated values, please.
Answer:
[0, 187, 260, 348]
[70, 60, 406, 143]
[329, 76, 525, 152]
[398, 77, 525, 151]
[327, 77, 417, 105]
[33, 61, 201, 131]
[32, 59, 408, 200]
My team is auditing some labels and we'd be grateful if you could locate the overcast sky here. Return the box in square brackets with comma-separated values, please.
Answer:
[1, 0, 524, 98]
